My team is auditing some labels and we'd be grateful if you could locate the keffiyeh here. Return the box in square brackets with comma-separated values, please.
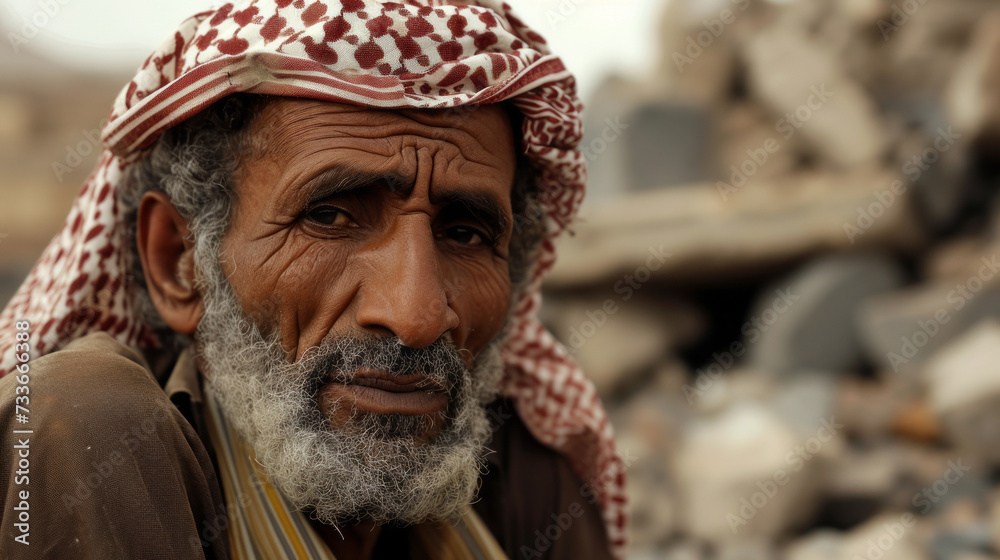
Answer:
[0, 0, 627, 554]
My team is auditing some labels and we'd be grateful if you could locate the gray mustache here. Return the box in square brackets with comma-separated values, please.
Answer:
[306, 334, 466, 396]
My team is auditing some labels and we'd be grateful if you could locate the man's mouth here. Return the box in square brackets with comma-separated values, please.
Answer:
[321, 369, 449, 416]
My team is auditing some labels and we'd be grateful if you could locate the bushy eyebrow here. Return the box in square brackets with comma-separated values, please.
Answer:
[434, 190, 510, 236]
[300, 166, 511, 235]
[301, 167, 412, 204]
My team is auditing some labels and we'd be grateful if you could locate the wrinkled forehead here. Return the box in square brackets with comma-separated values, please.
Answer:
[232, 98, 518, 189]
[225, 98, 519, 219]
[251, 98, 516, 151]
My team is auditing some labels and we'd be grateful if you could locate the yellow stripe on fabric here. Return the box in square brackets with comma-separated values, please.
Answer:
[257, 465, 314, 559]
[462, 510, 511, 560]
[229, 429, 272, 557]
[203, 391, 259, 559]
[206, 386, 304, 559]
[229, 421, 299, 559]
[258, 471, 339, 560]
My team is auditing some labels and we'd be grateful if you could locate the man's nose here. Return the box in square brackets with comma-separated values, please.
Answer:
[354, 217, 460, 348]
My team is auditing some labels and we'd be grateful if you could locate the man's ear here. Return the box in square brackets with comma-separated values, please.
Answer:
[137, 191, 204, 334]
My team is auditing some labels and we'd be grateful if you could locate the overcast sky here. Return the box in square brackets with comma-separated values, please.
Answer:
[0, 0, 664, 102]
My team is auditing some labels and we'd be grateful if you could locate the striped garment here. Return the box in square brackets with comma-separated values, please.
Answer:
[203, 385, 509, 560]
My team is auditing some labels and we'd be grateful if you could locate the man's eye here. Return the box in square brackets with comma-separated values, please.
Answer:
[307, 205, 350, 226]
[446, 226, 491, 247]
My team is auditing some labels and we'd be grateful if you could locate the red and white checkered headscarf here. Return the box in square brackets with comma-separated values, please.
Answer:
[0, 0, 626, 554]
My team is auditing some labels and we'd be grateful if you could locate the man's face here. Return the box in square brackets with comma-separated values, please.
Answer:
[193, 99, 518, 524]
[219, 99, 516, 432]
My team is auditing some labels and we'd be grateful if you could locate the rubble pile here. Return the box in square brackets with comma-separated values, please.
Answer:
[541, 0, 1000, 557]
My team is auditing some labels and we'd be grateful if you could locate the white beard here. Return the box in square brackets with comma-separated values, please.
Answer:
[193, 254, 504, 525]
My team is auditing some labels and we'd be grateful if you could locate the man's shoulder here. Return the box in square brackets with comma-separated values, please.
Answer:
[30, 331, 150, 376]
[0, 333, 225, 559]
[0, 331, 174, 437]
[0, 332, 154, 396]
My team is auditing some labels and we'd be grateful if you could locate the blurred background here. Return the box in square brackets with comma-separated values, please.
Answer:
[6, 0, 1000, 558]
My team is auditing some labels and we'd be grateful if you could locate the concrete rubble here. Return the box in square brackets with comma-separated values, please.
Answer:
[539, 0, 1000, 557]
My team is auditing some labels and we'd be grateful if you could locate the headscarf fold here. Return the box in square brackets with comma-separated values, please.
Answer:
[0, 0, 626, 554]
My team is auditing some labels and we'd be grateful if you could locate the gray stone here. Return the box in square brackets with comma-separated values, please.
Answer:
[625, 462, 678, 550]
[662, 541, 705, 560]
[784, 530, 845, 560]
[653, 0, 740, 106]
[546, 171, 924, 288]
[674, 402, 823, 542]
[688, 368, 775, 416]
[743, 26, 888, 168]
[859, 277, 1000, 376]
[541, 294, 704, 397]
[612, 391, 689, 548]
[745, 254, 905, 377]
[715, 540, 778, 560]
[946, 12, 1000, 140]
[825, 446, 901, 501]
[925, 321, 1000, 468]
[769, 372, 838, 439]
[892, 120, 969, 232]
[840, 514, 929, 560]
[623, 103, 712, 191]
[950, 554, 1000, 560]
[933, 496, 987, 534]
[891, 447, 989, 516]
[626, 549, 672, 560]
[929, 525, 993, 560]
[629, 541, 705, 560]
[713, 104, 799, 187]
[612, 389, 690, 465]
[583, 75, 644, 201]
[882, 0, 989, 96]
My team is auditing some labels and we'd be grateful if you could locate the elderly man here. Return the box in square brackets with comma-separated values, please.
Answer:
[0, 1, 626, 559]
